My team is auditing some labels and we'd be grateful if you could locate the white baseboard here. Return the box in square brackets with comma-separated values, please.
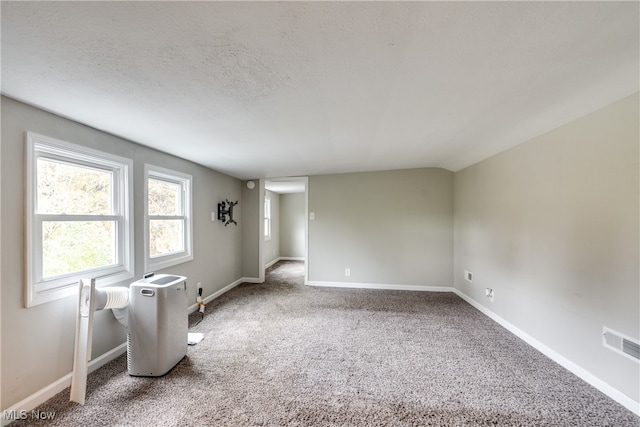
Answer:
[6, 279, 636, 422]
[452, 289, 640, 416]
[1, 343, 127, 426]
[307, 280, 453, 293]
[264, 258, 280, 269]
[240, 277, 262, 284]
[264, 256, 305, 269]
[279, 256, 304, 261]
[3, 277, 248, 426]
[305, 281, 639, 415]
[187, 277, 247, 313]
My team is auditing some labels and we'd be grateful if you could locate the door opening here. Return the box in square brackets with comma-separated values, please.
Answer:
[261, 177, 309, 284]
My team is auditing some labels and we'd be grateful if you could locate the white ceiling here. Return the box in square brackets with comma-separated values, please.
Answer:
[2, 2, 638, 180]
[265, 180, 306, 194]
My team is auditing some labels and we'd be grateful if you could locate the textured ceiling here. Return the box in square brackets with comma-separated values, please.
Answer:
[2, 2, 638, 180]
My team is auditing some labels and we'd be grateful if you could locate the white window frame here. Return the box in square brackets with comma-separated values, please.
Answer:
[25, 132, 134, 307]
[264, 196, 272, 241]
[144, 164, 193, 272]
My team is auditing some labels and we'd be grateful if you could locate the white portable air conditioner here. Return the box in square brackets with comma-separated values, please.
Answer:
[127, 274, 188, 377]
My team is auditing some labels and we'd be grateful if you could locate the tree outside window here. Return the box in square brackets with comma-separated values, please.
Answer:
[145, 165, 193, 271]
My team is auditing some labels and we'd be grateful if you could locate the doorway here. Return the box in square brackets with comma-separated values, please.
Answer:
[261, 177, 309, 284]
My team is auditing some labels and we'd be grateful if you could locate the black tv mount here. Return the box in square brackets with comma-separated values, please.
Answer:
[218, 199, 238, 226]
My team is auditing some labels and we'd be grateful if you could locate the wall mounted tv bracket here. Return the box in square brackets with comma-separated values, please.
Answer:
[218, 199, 238, 226]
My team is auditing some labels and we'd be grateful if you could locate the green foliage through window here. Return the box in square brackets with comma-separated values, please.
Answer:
[145, 166, 192, 270]
[37, 158, 112, 215]
[42, 221, 116, 277]
[37, 158, 117, 279]
[148, 178, 181, 216]
[27, 132, 133, 307]
[149, 219, 184, 257]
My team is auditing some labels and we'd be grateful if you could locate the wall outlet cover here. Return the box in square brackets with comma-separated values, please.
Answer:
[465, 270, 473, 282]
[485, 288, 494, 302]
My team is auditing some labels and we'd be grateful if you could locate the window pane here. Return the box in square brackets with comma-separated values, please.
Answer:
[37, 158, 112, 215]
[149, 219, 184, 257]
[42, 221, 116, 278]
[148, 178, 182, 215]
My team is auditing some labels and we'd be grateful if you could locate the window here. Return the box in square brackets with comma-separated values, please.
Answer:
[145, 165, 193, 271]
[26, 132, 134, 307]
[264, 196, 271, 241]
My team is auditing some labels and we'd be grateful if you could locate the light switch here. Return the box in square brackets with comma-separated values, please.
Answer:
[310, 212, 315, 220]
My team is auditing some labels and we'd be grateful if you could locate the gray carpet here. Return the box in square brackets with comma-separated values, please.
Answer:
[13, 261, 639, 426]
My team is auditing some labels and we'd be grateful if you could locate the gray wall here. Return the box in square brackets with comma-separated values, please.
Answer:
[453, 93, 639, 401]
[1, 96, 243, 409]
[308, 168, 453, 286]
[280, 193, 306, 258]
[3, 92, 638, 409]
[263, 190, 280, 266]
[241, 180, 261, 279]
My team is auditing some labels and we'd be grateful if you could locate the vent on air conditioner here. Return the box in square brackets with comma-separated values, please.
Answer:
[127, 333, 132, 371]
[603, 327, 640, 362]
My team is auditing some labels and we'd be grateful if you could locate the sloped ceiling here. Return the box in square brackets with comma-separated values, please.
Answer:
[2, 2, 638, 180]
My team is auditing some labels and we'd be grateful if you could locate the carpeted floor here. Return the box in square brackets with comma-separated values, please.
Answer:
[12, 261, 639, 426]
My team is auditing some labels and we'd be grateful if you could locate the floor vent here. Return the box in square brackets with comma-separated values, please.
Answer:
[603, 327, 640, 362]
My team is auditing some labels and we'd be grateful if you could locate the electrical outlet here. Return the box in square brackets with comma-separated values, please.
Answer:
[465, 270, 473, 282]
[485, 288, 494, 302]
[345, 268, 351, 277]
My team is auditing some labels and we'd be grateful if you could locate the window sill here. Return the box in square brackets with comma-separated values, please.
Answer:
[145, 253, 193, 273]
[27, 269, 135, 307]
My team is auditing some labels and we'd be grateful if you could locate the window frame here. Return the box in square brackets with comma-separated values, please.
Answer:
[144, 164, 193, 272]
[25, 132, 134, 307]
[264, 196, 272, 241]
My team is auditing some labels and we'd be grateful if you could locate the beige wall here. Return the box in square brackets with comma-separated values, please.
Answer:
[308, 168, 453, 286]
[263, 190, 280, 266]
[1, 96, 244, 409]
[280, 193, 306, 258]
[453, 93, 639, 401]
